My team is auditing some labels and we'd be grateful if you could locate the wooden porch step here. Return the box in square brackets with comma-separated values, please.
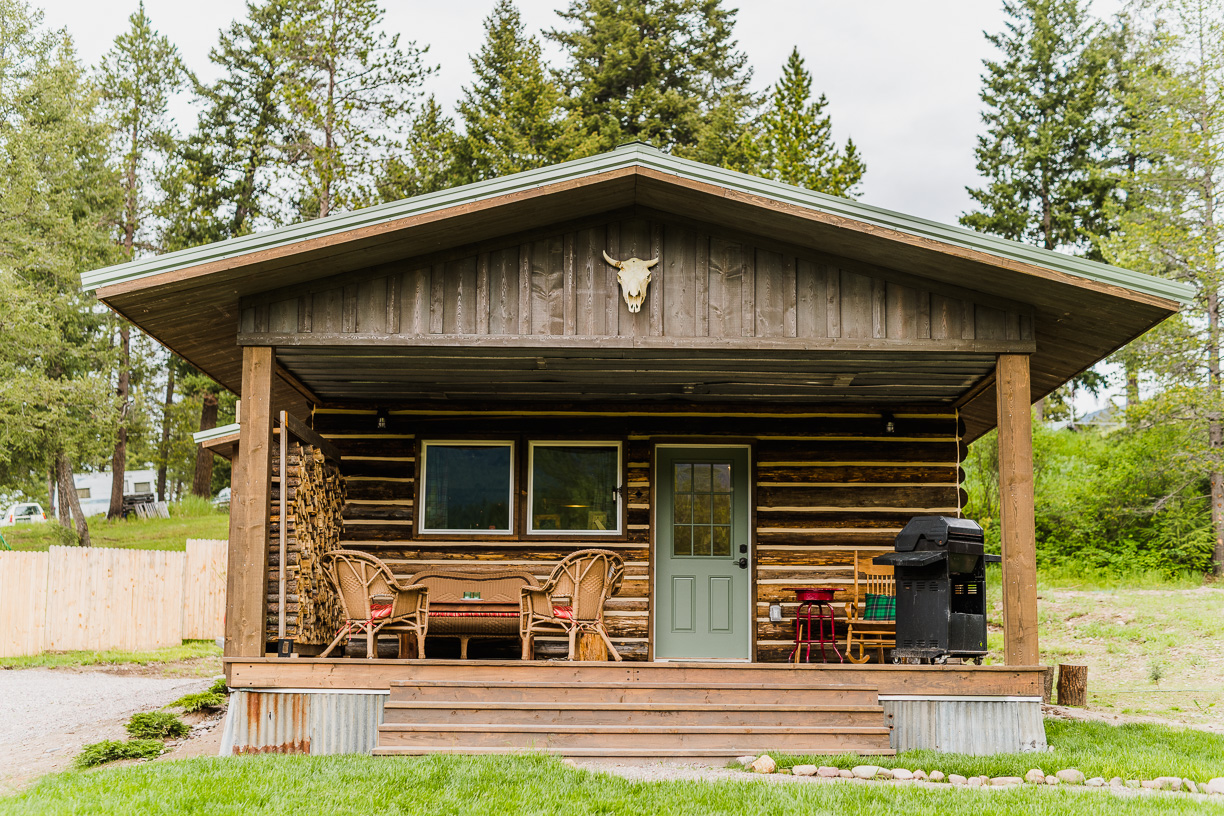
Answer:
[386, 680, 880, 707]
[383, 701, 885, 727]
[372, 746, 898, 758]
[376, 723, 893, 752]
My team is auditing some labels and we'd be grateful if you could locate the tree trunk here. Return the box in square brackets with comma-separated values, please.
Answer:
[49, 467, 64, 525]
[192, 391, 220, 497]
[1032, 398, 1045, 422]
[108, 324, 130, 520]
[1208, 286, 1223, 577]
[1056, 664, 1088, 707]
[56, 451, 90, 547]
[157, 362, 176, 501]
[1125, 358, 1140, 410]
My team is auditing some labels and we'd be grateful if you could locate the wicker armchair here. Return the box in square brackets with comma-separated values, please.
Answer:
[520, 549, 624, 661]
[319, 550, 429, 659]
[844, 550, 896, 664]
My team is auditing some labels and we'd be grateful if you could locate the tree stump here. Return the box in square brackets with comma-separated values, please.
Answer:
[577, 631, 608, 661]
[1057, 664, 1088, 707]
[1042, 666, 1054, 704]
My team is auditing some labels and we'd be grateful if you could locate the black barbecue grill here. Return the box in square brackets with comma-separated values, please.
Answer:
[874, 516, 1001, 664]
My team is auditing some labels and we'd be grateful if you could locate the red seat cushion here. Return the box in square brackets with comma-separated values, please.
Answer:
[370, 603, 393, 620]
[552, 605, 574, 620]
[430, 611, 518, 618]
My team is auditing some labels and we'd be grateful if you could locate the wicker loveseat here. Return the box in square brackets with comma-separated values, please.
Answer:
[410, 569, 538, 659]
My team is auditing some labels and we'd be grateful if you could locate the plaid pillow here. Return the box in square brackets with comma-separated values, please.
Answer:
[863, 593, 895, 621]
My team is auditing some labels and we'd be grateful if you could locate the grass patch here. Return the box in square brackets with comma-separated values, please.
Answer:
[126, 712, 189, 740]
[72, 739, 163, 770]
[168, 692, 225, 713]
[5, 753, 1221, 816]
[3, 500, 228, 552]
[777, 719, 1224, 783]
[0, 640, 220, 670]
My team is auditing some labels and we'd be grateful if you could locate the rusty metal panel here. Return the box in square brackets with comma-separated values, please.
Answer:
[221, 690, 386, 756]
[882, 696, 1046, 754]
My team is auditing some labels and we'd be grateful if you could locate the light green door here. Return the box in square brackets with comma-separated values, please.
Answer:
[655, 447, 751, 660]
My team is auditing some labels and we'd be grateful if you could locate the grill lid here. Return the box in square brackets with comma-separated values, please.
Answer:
[894, 515, 984, 552]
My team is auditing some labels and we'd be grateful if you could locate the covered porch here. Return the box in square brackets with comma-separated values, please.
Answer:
[85, 144, 1188, 756]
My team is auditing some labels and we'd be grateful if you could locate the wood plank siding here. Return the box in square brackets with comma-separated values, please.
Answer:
[310, 404, 964, 662]
[237, 216, 1034, 358]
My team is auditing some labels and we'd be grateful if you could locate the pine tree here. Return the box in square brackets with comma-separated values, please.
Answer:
[961, 0, 1119, 257]
[97, 2, 189, 519]
[758, 47, 865, 197]
[453, 0, 592, 184]
[376, 95, 459, 200]
[0, 0, 119, 544]
[1101, 0, 1224, 575]
[548, 0, 755, 160]
[278, 0, 434, 218]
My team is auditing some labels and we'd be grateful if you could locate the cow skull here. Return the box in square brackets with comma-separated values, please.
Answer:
[603, 250, 659, 313]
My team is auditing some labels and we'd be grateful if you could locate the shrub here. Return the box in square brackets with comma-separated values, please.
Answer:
[126, 711, 189, 740]
[169, 495, 218, 518]
[75, 739, 163, 769]
[208, 677, 229, 696]
[169, 691, 226, 713]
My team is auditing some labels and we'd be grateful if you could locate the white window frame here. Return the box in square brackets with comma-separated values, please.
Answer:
[419, 440, 516, 535]
[527, 440, 623, 536]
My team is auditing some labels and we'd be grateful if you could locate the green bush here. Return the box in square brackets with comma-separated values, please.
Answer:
[208, 677, 229, 696]
[126, 712, 189, 740]
[169, 495, 218, 518]
[965, 420, 1216, 577]
[169, 691, 225, 713]
[74, 739, 163, 769]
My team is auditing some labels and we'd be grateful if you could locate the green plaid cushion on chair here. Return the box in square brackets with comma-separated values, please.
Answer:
[863, 593, 895, 621]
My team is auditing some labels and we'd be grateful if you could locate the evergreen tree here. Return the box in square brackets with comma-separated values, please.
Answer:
[377, 95, 459, 200]
[548, 0, 755, 161]
[453, 0, 591, 184]
[962, 0, 1119, 257]
[160, 0, 290, 248]
[278, 0, 434, 218]
[1101, 0, 1224, 576]
[758, 47, 865, 197]
[0, 0, 119, 544]
[97, 2, 189, 519]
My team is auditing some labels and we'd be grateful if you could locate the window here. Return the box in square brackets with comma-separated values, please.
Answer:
[77, 488, 91, 499]
[529, 442, 621, 534]
[133, 482, 152, 494]
[672, 463, 732, 557]
[420, 442, 513, 533]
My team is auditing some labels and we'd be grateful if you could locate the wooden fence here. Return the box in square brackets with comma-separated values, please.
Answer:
[0, 539, 227, 657]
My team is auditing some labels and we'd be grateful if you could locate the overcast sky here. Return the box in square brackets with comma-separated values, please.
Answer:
[43, 0, 1123, 226]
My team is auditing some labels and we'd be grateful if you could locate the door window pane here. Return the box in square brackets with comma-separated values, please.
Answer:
[672, 459, 734, 558]
[530, 444, 620, 533]
[422, 444, 512, 532]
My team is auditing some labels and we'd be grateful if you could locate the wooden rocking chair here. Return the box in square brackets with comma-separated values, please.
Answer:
[844, 550, 896, 664]
[319, 550, 429, 659]
[520, 549, 624, 661]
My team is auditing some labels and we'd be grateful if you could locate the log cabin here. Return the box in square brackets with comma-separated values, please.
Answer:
[84, 143, 1190, 757]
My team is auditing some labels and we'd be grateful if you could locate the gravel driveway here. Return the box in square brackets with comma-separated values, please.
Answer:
[0, 669, 212, 793]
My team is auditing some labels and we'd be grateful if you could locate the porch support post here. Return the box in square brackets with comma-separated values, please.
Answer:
[226, 346, 275, 658]
[995, 353, 1038, 665]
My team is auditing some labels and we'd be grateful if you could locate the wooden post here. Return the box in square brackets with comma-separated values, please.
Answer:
[225, 346, 275, 658]
[996, 353, 1039, 666]
[1057, 664, 1088, 707]
[577, 632, 608, 661]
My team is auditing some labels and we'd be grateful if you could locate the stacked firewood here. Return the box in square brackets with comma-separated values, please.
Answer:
[268, 442, 346, 644]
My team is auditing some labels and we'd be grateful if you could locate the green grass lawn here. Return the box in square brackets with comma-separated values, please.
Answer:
[0, 640, 221, 672]
[779, 719, 1224, 782]
[2, 752, 1221, 816]
[2, 499, 229, 551]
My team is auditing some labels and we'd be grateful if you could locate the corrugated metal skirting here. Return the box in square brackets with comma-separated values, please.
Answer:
[220, 690, 386, 756]
[882, 697, 1046, 754]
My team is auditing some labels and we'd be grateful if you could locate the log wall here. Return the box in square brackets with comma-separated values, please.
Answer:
[311, 404, 964, 662]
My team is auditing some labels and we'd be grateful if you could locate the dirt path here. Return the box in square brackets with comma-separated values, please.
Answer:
[0, 669, 214, 794]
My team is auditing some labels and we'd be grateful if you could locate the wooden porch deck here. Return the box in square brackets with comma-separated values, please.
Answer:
[225, 660, 1044, 758]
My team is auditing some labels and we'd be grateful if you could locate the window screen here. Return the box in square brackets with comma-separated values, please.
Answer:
[421, 443, 513, 533]
[530, 444, 620, 533]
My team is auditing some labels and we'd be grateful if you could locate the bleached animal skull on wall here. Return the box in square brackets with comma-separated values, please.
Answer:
[602, 250, 659, 313]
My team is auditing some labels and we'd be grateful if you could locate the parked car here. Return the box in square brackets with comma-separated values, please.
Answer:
[2, 502, 47, 527]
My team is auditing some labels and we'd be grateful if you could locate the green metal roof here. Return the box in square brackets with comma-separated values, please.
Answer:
[192, 422, 239, 444]
[81, 142, 1193, 305]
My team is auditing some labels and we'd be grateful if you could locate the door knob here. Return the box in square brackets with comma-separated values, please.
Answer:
[736, 557, 748, 569]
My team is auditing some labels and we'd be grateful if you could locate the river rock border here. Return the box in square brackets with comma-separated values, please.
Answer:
[738, 756, 1224, 797]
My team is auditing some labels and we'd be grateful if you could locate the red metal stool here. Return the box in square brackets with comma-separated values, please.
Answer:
[789, 587, 843, 663]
